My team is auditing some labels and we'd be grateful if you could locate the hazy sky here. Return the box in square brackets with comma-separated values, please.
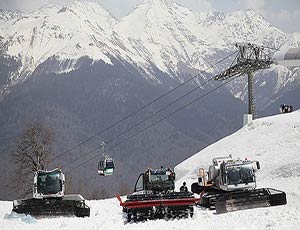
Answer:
[0, 0, 299, 33]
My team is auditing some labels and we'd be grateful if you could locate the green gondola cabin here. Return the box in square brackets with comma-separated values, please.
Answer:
[98, 156, 115, 176]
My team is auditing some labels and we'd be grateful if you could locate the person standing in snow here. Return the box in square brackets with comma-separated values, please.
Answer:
[180, 182, 188, 192]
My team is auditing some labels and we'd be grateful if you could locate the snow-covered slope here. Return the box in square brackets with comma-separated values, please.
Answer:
[115, 0, 212, 76]
[175, 109, 300, 228]
[1, 111, 300, 229]
[175, 107, 300, 180]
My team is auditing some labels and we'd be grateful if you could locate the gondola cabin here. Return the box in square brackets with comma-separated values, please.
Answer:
[98, 156, 115, 176]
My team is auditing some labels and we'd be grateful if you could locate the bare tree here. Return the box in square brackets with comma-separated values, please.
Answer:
[11, 122, 53, 197]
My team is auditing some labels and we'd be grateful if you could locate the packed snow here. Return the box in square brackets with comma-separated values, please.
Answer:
[1, 110, 300, 229]
[175, 109, 300, 229]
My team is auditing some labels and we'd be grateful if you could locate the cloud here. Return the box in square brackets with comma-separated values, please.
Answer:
[99, 0, 141, 18]
[243, 0, 265, 10]
[0, 0, 74, 13]
[237, 0, 265, 14]
[175, 0, 212, 12]
[233, 0, 300, 33]
[265, 9, 300, 33]
[0, 0, 37, 12]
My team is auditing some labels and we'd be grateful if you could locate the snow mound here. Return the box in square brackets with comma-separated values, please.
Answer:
[4, 212, 37, 224]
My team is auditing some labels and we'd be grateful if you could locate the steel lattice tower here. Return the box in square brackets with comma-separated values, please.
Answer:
[214, 43, 274, 119]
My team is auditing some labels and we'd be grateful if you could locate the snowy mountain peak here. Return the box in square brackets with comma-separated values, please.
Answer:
[0, 9, 21, 21]
[70, 1, 116, 19]
[142, 0, 173, 6]
[205, 10, 225, 20]
[116, 0, 211, 77]
[238, 8, 259, 15]
[31, 5, 61, 16]
[227, 8, 268, 24]
[122, 0, 188, 26]
[135, 0, 188, 17]
[0, 0, 125, 96]
[54, 1, 117, 29]
[0, 1, 299, 98]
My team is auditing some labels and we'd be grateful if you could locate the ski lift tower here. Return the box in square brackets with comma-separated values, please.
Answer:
[214, 43, 274, 125]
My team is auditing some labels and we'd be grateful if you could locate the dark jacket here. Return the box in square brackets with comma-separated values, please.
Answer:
[180, 185, 188, 192]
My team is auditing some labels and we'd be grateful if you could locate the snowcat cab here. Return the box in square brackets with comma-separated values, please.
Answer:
[191, 155, 287, 214]
[134, 167, 175, 194]
[194, 156, 260, 192]
[98, 155, 115, 176]
[12, 168, 90, 217]
[33, 168, 65, 199]
[212, 158, 260, 191]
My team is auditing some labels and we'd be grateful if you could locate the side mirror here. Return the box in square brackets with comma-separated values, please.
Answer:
[61, 173, 65, 182]
[256, 161, 260, 170]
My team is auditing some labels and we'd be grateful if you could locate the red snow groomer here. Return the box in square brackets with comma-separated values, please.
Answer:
[117, 167, 200, 222]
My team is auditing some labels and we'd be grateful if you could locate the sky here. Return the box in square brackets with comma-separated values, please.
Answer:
[0, 0, 299, 33]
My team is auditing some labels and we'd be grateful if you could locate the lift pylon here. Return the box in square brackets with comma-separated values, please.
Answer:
[214, 43, 274, 119]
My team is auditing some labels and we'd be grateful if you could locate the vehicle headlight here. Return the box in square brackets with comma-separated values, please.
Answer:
[13, 200, 22, 207]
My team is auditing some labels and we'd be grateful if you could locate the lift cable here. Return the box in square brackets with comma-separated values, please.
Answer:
[61, 53, 241, 171]
[65, 74, 242, 175]
[60, 76, 214, 170]
[0, 51, 237, 194]
[0, 72, 241, 200]
[49, 50, 238, 163]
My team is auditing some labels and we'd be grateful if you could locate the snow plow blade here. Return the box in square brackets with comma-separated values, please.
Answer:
[12, 194, 90, 217]
[118, 193, 200, 209]
[215, 188, 287, 214]
[117, 192, 200, 222]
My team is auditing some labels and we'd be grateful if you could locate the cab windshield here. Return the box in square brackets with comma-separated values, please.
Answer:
[226, 164, 254, 185]
[149, 170, 170, 182]
[106, 160, 114, 169]
[37, 171, 62, 194]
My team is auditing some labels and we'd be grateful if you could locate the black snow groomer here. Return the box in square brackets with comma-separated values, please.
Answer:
[12, 168, 90, 217]
[191, 156, 287, 214]
[117, 167, 200, 222]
